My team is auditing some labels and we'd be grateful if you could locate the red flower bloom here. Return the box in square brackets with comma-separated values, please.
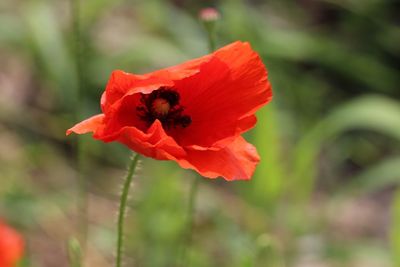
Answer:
[0, 221, 24, 267]
[67, 41, 272, 180]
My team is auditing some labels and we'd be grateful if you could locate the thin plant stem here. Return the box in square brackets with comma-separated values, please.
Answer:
[71, 0, 88, 252]
[178, 17, 217, 266]
[179, 176, 200, 267]
[207, 30, 217, 53]
[72, 0, 83, 95]
[116, 153, 141, 267]
[67, 237, 82, 267]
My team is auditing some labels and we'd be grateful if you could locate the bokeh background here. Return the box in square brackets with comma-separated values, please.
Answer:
[1, 0, 400, 266]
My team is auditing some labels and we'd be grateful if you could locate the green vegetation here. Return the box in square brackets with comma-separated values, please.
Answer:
[0, 0, 399, 266]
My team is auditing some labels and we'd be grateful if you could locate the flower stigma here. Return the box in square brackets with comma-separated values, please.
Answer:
[137, 87, 192, 129]
[152, 98, 170, 116]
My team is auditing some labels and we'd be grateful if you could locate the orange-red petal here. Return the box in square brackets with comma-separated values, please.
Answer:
[66, 114, 105, 135]
[94, 120, 186, 161]
[101, 70, 174, 113]
[0, 222, 24, 267]
[213, 41, 272, 117]
[101, 54, 217, 114]
[176, 136, 260, 180]
[116, 120, 186, 160]
[171, 43, 271, 149]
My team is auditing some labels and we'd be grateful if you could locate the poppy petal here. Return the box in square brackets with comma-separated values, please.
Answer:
[94, 120, 186, 161]
[101, 56, 218, 114]
[183, 115, 257, 151]
[176, 136, 260, 180]
[101, 70, 174, 113]
[172, 49, 270, 149]
[0, 222, 24, 267]
[162, 54, 212, 79]
[66, 114, 105, 135]
[214, 41, 273, 116]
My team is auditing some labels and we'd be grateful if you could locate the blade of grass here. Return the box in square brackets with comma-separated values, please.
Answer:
[252, 104, 285, 207]
[391, 189, 400, 266]
[291, 95, 400, 201]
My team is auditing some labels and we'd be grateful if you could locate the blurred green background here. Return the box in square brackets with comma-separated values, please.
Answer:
[1, 0, 400, 266]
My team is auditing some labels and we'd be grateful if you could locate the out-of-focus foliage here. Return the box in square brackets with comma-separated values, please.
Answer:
[0, 0, 399, 266]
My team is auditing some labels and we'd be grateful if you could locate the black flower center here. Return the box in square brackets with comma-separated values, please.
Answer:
[136, 87, 191, 129]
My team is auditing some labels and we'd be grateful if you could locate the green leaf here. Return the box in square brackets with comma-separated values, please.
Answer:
[343, 157, 400, 194]
[291, 95, 400, 200]
[252, 104, 285, 207]
[23, 1, 78, 108]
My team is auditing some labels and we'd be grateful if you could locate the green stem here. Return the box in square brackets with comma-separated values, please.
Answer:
[116, 153, 141, 267]
[179, 177, 200, 267]
[72, 0, 83, 97]
[187, 177, 200, 237]
[71, 0, 88, 251]
[67, 237, 82, 267]
[207, 31, 216, 52]
[178, 18, 216, 266]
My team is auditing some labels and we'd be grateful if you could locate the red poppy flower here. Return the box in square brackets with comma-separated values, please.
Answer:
[0, 221, 24, 267]
[67, 41, 272, 180]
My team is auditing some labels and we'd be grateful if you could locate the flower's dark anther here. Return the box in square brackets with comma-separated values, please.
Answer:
[137, 87, 191, 129]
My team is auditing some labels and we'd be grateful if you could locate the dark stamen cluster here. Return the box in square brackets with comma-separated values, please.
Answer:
[136, 87, 191, 129]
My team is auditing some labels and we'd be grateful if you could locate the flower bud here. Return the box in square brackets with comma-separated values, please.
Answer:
[199, 7, 220, 22]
